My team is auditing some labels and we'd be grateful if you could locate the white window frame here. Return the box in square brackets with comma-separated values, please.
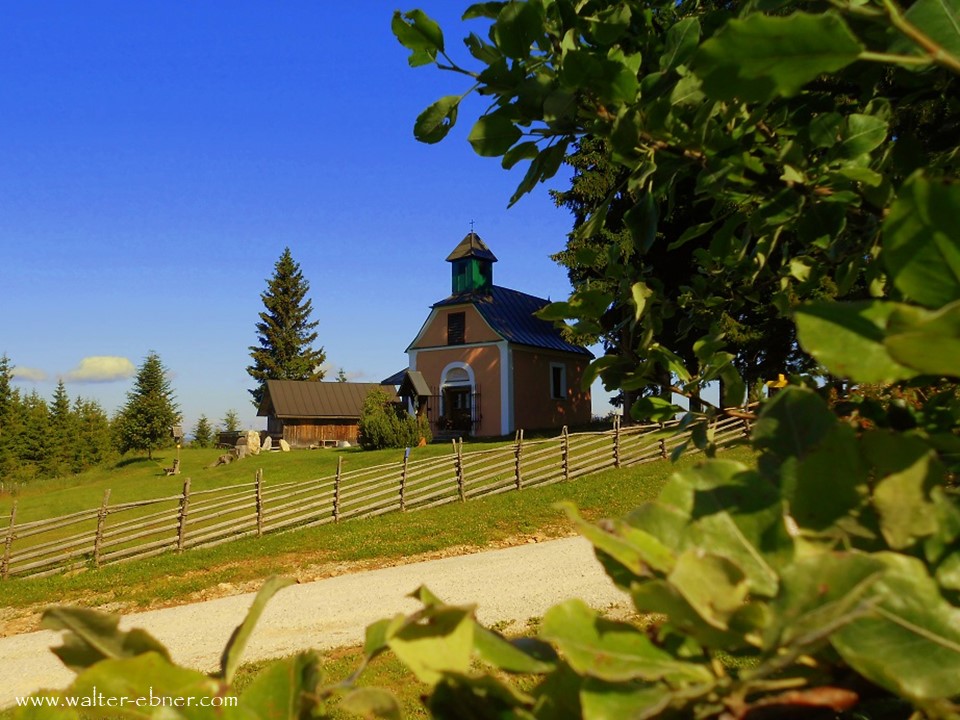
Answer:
[549, 362, 567, 400]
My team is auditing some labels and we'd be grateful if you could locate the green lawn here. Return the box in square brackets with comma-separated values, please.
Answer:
[0, 443, 755, 615]
[0, 442, 497, 525]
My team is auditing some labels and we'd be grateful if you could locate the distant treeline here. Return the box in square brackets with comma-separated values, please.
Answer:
[0, 374, 116, 486]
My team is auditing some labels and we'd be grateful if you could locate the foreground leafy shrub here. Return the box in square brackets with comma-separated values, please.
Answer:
[358, 388, 432, 450]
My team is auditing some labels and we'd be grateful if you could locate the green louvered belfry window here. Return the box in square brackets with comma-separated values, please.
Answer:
[452, 258, 492, 293]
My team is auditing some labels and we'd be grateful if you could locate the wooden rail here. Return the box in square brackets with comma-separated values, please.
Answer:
[0, 416, 746, 580]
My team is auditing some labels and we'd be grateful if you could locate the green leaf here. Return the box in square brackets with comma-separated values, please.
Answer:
[694, 11, 863, 102]
[387, 602, 475, 685]
[664, 461, 788, 597]
[540, 598, 714, 684]
[630, 578, 749, 649]
[494, 0, 544, 59]
[220, 576, 295, 683]
[668, 550, 750, 629]
[463, 2, 506, 21]
[508, 141, 568, 206]
[340, 687, 402, 720]
[795, 301, 919, 383]
[580, 680, 673, 720]
[900, 0, 960, 59]
[623, 192, 658, 253]
[468, 112, 522, 157]
[764, 553, 886, 650]
[391, 10, 445, 67]
[473, 626, 557, 674]
[414, 96, 460, 144]
[630, 281, 653, 322]
[240, 651, 324, 719]
[885, 300, 960, 376]
[59, 653, 219, 720]
[589, 4, 632, 45]
[464, 31, 501, 65]
[428, 672, 533, 718]
[661, 17, 701, 71]
[41, 607, 171, 673]
[808, 112, 843, 147]
[560, 502, 676, 578]
[630, 395, 680, 422]
[884, 173, 960, 308]
[752, 386, 836, 463]
[832, 553, 960, 701]
[501, 140, 539, 169]
[789, 424, 867, 532]
[864, 432, 943, 549]
[719, 364, 746, 408]
[838, 114, 888, 158]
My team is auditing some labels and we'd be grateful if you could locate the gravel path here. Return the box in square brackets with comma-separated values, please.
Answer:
[0, 536, 627, 707]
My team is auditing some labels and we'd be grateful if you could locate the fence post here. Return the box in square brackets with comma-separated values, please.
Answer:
[455, 439, 465, 502]
[93, 489, 111, 567]
[742, 417, 752, 439]
[333, 456, 342, 522]
[1, 501, 17, 580]
[613, 414, 621, 469]
[659, 436, 668, 459]
[400, 449, 409, 511]
[176, 478, 191, 552]
[255, 469, 264, 537]
[514, 429, 524, 490]
[562, 425, 570, 482]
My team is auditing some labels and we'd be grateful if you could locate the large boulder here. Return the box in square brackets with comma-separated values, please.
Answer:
[279, 438, 291, 452]
[262, 435, 273, 451]
[241, 430, 261, 455]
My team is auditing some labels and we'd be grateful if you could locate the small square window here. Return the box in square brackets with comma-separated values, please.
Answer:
[550, 363, 567, 400]
[447, 312, 465, 345]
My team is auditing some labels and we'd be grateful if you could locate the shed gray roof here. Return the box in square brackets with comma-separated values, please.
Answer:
[399, 370, 431, 397]
[431, 285, 593, 356]
[257, 380, 388, 419]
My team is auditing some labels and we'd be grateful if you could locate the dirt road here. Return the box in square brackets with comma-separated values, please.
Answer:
[0, 536, 626, 707]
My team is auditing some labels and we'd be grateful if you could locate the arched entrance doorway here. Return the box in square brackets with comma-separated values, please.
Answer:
[441, 364, 475, 434]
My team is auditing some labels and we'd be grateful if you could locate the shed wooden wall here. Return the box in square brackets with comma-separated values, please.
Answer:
[269, 417, 359, 446]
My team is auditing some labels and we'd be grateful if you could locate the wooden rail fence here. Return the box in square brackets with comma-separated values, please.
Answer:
[0, 416, 748, 580]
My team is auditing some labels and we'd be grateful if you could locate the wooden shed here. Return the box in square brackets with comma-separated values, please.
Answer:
[256, 380, 388, 447]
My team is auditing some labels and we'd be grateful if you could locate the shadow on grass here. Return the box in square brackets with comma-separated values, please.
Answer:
[114, 456, 155, 469]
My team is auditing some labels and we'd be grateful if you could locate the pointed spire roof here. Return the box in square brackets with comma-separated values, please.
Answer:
[445, 231, 498, 263]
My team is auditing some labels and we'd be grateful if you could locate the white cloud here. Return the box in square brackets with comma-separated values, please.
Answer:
[64, 356, 136, 383]
[11, 366, 47, 382]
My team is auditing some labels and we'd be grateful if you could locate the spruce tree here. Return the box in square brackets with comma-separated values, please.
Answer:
[192, 414, 213, 448]
[115, 351, 180, 460]
[247, 248, 326, 407]
[73, 397, 113, 472]
[0, 354, 17, 477]
[222, 409, 241, 432]
[47, 379, 75, 476]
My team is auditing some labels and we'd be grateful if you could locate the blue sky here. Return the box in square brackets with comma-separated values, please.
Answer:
[0, 2, 612, 432]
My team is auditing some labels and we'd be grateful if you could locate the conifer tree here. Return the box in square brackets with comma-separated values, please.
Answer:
[115, 351, 180, 460]
[73, 397, 113, 472]
[247, 248, 326, 407]
[222, 409, 241, 433]
[47, 379, 75, 476]
[192, 414, 213, 448]
[0, 354, 17, 477]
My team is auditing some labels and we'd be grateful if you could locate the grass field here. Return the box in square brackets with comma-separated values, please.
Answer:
[0, 441, 754, 618]
[0, 442, 497, 525]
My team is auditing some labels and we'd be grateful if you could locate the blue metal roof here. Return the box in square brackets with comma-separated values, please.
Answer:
[432, 286, 593, 356]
